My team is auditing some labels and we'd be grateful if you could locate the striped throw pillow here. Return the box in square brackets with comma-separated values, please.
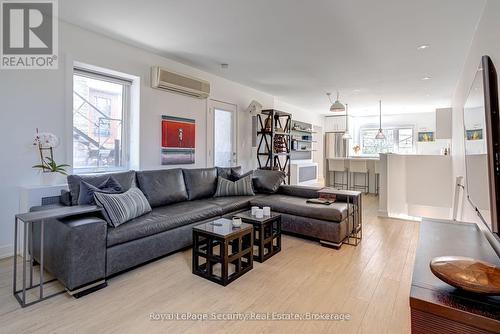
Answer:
[94, 187, 152, 227]
[214, 175, 255, 197]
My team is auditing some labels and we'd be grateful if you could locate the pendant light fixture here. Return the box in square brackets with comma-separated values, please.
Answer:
[342, 103, 352, 139]
[375, 100, 386, 140]
[326, 91, 346, 112]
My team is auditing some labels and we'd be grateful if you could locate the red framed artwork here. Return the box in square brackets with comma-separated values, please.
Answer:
[161, 115, 195, 165]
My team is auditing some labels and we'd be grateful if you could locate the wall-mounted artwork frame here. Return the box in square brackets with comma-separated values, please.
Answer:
[465, 129, 483, 141]
[161, 115, 195, 165]
[417, 131, 435, 142]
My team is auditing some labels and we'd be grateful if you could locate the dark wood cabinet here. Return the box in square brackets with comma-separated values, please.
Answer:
[410, 219, 500, 333]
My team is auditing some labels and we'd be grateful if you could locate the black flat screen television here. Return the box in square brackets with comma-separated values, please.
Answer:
[463, 55, 500, 242]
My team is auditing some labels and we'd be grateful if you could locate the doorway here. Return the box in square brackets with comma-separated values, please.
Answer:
[207, 100, 237, 167]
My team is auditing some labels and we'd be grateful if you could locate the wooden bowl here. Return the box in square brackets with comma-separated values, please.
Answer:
[430, 256, 500, 295]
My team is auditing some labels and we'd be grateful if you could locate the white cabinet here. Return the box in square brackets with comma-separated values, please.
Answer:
[325, 115, 347, 132]
[436, 108, 452, 139]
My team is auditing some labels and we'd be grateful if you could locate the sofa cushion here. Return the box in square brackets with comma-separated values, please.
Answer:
[250, 194, 350, 222]
[214, 175, 255, 197]
[94, 188, 152, 227]
[136, 169, 188, 207]
[206, 195, 261, 215]
[252, 169, 286, 193]
[277, 185, 321, 199]
[106, 199, 222, 246]
[67, 170, 136, 205]
[182, 168, 218, 200]
[78, 177, 123, 205]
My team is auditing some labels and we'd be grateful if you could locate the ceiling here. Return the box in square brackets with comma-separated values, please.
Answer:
[59, 0, 486, 116]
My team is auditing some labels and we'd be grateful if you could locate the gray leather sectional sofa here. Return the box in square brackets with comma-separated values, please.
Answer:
[32, 167, 357, 296]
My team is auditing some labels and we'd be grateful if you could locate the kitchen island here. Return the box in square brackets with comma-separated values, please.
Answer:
[378, 153, 453, 220]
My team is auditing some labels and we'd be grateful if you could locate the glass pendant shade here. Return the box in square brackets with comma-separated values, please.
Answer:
[375, 100, 385, 139]
[330, 101, 346, 112]
[375, 129, 385, 140]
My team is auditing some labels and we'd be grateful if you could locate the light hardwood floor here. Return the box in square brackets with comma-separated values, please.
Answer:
[0, 195, 419, 334]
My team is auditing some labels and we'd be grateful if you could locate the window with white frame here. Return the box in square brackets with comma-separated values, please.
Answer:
[72, 67, 131, 173]
[360, 127, 414, 155]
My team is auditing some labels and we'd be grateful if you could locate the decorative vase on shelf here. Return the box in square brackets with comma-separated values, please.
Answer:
[264, 115, 273, 132]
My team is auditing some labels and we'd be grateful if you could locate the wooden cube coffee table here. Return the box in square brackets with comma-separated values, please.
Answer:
[234, 211, 281, 263]
[192, 219, 253, 286]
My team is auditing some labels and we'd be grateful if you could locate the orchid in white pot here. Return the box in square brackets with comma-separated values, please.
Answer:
[32, 130, 70, 185]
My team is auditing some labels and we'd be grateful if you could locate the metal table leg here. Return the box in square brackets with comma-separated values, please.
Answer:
[13, 217, 65, 308]
[13, 217, 17, 295]
[22, 222, 27, 305]
[40, 219, 44, 299]
[29, 222, 33, 288]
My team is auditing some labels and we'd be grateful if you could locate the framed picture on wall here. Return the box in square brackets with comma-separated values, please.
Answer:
[465, 129, 483, 141]
[417, 131, 435, 142]
[161, 115, 195, 165]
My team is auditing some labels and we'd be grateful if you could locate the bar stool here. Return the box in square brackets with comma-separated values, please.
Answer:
[349, 159, 369, 193]
[374, 160, 381, 195]
[328, 159, 348, 190]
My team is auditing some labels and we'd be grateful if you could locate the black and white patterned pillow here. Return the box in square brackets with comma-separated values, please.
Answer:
[214, 175, 255, 197]
[94, 188, 152, 227]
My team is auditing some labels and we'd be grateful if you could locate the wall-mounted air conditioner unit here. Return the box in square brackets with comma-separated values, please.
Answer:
[151, 66, 210, 99]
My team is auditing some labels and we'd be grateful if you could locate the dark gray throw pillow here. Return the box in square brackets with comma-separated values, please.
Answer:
[253, 169, 286, 193]
[216, 166, 242, 180]
[214, 175, 255, 197]
[229, 170, 253, 182]
[78, 177, 123, 205]
[94, 188, 152, 227]
[67, 170, 136, 205]
[183, 168, 218, 200]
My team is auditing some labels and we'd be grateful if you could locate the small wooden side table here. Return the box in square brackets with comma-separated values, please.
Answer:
[192, 219, 253, 286]
[234, 211, 281, 262]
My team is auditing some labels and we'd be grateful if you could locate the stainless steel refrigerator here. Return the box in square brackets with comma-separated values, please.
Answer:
[325, 132, 347, 158]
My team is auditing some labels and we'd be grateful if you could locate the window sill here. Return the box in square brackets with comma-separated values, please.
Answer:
[72, 167, 129, 175]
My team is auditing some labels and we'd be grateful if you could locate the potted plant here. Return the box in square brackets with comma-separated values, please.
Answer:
[32, 130, 71, 185]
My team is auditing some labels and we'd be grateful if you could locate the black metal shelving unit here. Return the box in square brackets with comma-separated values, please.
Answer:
[256, 109, 292, 184]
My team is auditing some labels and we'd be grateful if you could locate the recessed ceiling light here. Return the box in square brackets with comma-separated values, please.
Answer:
[422, 76, 432, 81]
[417, 44, 430, 50]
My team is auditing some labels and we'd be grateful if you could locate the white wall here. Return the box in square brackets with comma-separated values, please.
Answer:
[382, 154, 453, 220]
[451, 0, 500, 223]
[0, 21, 313, 258]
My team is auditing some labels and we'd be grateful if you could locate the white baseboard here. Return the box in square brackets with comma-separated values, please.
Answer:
[0, 244, 13, 260]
